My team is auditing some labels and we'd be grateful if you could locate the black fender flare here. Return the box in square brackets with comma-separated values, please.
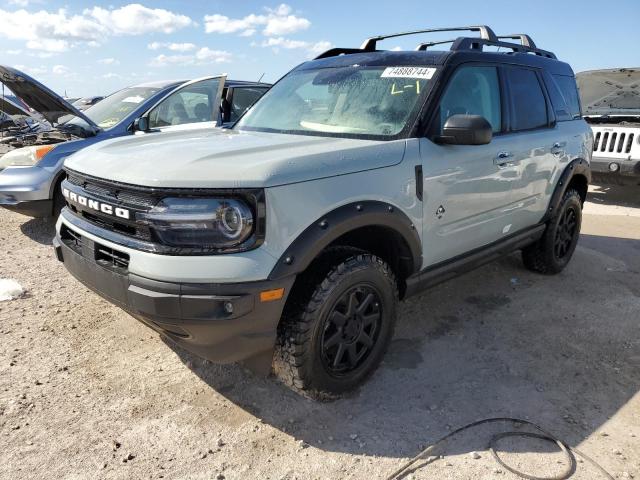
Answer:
[543, 158, 591, 222]
[268, 200, 422, 280]
[48, 169, 67, 199]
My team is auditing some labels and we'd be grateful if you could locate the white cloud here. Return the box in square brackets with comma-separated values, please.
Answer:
[14, 64, 47, 76]
[98, 57, 119, 65]
[7, 49, 23, 55]
[0, 4, 194, 53]
[262, 13, 310, 37]
[52, 64, 69, 75]
[8, 0, 30, 6]
[261, 37, 331, 56]
[102, 72, 123, 79]
[26, 38, 69, 52]
[85, 4, 193, 35]
[195, 47, 232, 63]
[261, 37, 308, 49]
[149, 47, 232, 67]
[147, 41, 196, 52]
[204, 4, 310, 37]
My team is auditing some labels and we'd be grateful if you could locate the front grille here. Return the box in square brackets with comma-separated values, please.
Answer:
[66, 172, 158, 208]
[593, 130, 635, 154]
[64, 171, 158, 242]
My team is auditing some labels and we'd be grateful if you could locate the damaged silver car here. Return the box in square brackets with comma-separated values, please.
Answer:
[0, 66, 267, 218]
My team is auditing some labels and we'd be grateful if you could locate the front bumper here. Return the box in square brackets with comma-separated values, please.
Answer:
[53, 222, 295, 366]
[0, 165, 55, 217]
[590, 155, 640, 178]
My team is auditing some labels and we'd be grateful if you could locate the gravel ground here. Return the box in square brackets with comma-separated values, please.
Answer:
[0, 183, 639, 480]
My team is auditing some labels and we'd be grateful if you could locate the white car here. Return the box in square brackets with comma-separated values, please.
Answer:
[578, 68, 640, 185]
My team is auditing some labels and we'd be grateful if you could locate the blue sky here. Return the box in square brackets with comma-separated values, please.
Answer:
[1, 0, 639, 97]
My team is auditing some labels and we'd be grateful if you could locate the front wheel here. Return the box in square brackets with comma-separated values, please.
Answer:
[273, 251, 398, 400]
[522, 188, 582, 274]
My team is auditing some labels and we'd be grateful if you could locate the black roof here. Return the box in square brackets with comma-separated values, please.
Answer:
[303, 25, 574, 76]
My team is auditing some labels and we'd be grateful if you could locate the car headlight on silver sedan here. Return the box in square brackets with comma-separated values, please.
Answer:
[0, 145, 56, 170]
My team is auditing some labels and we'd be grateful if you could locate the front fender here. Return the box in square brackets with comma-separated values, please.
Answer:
[268, 200, 422, 280]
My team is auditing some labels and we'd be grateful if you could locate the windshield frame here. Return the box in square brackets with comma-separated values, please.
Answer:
[234, 64, 440, 141]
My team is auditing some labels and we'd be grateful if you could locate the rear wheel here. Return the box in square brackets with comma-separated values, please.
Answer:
[273, 249, 398, 400]
[522, 188, 582, 274]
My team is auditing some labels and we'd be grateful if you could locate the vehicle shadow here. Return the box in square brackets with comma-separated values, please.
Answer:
[588, 182, 640, 208]
[19, 216, 56, 245]
[165, 234, 640, 466]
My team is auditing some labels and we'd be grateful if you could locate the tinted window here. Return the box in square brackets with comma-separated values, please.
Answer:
[229, 87, 268, 123]
[553, 75, 581, 119]
[438, 66, 502, 133]
[507, 68, 548, 131]
[544, 74, 571, 121]
[149, 78, 221, 128]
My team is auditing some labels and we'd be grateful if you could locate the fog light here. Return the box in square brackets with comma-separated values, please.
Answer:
[224, 302, 234, 314]
[609, 162, 620, 172]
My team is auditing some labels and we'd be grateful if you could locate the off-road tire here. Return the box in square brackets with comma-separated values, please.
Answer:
[522, 188, 582, 274]
[273, 248, 398, 400]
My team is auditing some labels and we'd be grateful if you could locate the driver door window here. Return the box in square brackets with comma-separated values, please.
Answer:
[148, 78, 220, 129]
[438, 66, 502, 133]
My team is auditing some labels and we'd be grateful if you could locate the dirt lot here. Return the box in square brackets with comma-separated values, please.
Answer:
[0, 183, 639, 480]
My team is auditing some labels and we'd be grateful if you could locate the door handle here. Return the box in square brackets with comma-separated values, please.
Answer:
[494, 151, 514, 167]
[551, 142, 566, 155]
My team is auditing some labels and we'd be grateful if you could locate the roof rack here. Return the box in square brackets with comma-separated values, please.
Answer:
[314, 25, 557, 61]
[416, 39, 461, 51]
[498, 34, 537, 48]
[360, 25, 497, 51]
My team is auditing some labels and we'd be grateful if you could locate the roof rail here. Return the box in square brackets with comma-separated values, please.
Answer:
[415, 39, 459, 51]
[497, 34, 537, 48]
[452, 37, 557, 59]
[360, 25, 497, 51]
[314, 48, 368, 60]
[313, 26, 557, 61]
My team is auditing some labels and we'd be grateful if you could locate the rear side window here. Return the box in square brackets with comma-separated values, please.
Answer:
[438, 66, 502, 133]
[229, 87, 268, 123]
[553, 75, 581, 119]
[506, 68, 548, 131]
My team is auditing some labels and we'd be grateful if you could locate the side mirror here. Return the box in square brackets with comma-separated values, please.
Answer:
[133, 116, 149, 132]
[437, 114, 493, 146]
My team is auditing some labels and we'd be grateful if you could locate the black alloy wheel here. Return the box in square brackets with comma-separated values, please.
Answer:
[320, 285, 382, 376]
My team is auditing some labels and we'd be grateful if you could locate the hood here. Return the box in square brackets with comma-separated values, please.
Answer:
[577, 68, 640, 116]
[0, 65, 99, 128]
[0, 95, 31, 117]
[64, 128, 406, 189]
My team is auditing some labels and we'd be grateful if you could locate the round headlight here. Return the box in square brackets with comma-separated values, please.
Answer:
[220, 204, 246, 239]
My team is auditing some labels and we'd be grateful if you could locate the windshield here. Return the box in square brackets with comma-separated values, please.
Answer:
[236, 65, 436, 138]
[61, 86, 163, 131]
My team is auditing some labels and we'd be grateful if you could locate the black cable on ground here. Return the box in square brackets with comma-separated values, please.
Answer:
[383, 417, 615, 480]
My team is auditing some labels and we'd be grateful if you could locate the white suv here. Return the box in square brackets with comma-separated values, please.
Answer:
[54, 26, 592, 399]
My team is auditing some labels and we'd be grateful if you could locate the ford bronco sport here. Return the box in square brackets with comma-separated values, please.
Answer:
[54, 26, 592, 399]
[577, 68, 640, 185]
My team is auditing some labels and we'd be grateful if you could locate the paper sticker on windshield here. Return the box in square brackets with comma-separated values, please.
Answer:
[381, 67, 436, 80]
[122, 95, 145, 104]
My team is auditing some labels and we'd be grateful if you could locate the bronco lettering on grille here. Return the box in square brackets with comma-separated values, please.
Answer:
[62, 187, 131, 220]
